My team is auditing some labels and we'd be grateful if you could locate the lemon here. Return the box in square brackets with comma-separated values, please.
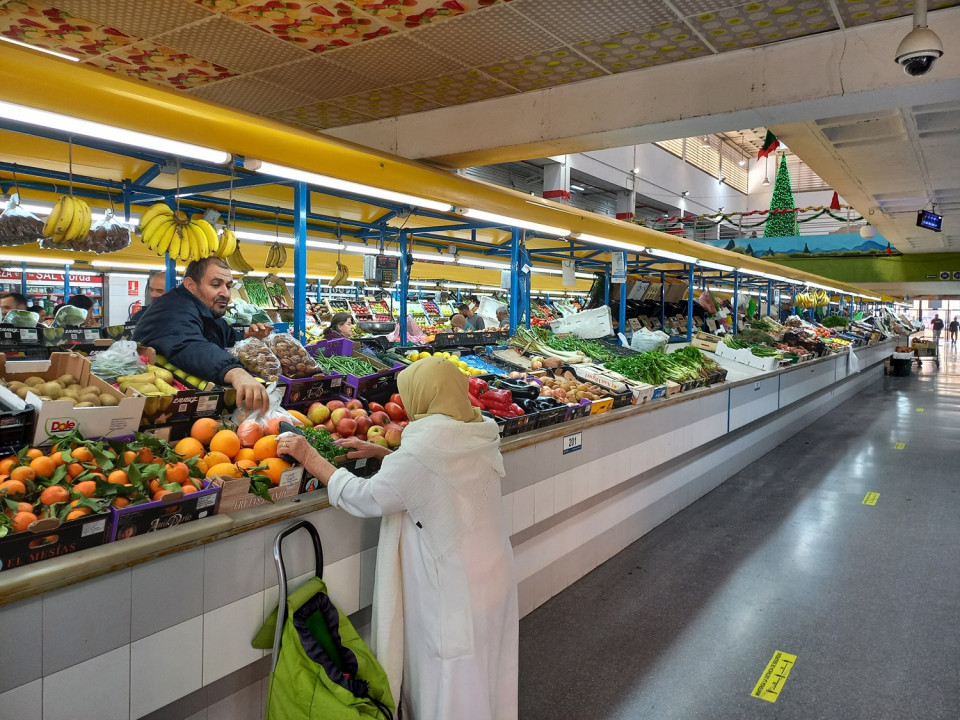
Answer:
[458, 361, 468, 370]
[418, 351, 431, 360]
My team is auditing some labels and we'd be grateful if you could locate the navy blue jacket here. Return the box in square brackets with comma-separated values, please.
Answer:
[133, 285, 243, 384]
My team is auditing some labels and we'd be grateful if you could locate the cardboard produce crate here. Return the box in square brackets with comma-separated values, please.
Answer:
[0, 512, 112, 572]
[110, 480, 220, 541]
[213, 465, 305, 513]
[0, 352, 145, 446]
[691, 331, 722, 353]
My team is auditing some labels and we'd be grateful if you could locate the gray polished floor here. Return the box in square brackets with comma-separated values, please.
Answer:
[519, 349, 960, 719]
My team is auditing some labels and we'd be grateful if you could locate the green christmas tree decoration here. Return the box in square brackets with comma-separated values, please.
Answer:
[763, 154, 796, 238]
[724, 238, 736, 250]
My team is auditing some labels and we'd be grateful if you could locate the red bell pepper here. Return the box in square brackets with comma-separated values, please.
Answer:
[468, 377, 488, 396]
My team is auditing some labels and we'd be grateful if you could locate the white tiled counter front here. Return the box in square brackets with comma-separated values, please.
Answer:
[0, 339, 901, 720]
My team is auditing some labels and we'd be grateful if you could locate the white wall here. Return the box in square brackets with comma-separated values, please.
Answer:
[105, 273, 148, 326]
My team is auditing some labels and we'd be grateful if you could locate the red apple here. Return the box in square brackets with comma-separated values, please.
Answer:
[307, 402, 330, 425]
[336, 417, 358, 437]
[366, 425, 385, 440]
[368, 402, 385, 414]
[350, 408, 368, 419]
[330, 432, 341, 441]
[326, 400, 345, 412]
[398, 420, 408, 428]
[384, 425, 403, 448]
[369, 436, 389, 448]
[345, 399, 364, 411]
[389, 393, 403, 407]
[331, 408, 350, 426]
[369, 411, 390, 427]
[322, 419, 335, 432]
[355, 416, 373, 437]
[384, 402, 406, 422]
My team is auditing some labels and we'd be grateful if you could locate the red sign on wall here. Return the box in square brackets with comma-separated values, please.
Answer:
[127, 279, 139, 296]
[0, 270, 102, 284]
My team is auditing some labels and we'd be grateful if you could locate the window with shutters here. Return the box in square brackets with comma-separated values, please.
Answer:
[655, 138, 684, 159]
[787, 156, 829, 192]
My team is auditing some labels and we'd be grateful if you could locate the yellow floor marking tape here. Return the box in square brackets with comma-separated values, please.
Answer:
[752, 651, 797, 703]
[863, 492, 880, 505]
[894, 442, 906, 449]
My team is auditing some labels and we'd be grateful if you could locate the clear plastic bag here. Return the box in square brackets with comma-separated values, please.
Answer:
[39, 207, 131, 253]
[630, 327, 670, 352]
[53, 304, 88, 327]
[229, 382, 297, 436]
[229, 336, 282, 382]
[2, 309, 39, 328]
[264, 332, 320, 378]
[0, 193, 44, 247]
[224, 300, 271, 326]
[89, 340, 145, 378]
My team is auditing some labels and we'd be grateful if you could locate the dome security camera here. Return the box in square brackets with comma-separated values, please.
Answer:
[895, 26, 943, 76]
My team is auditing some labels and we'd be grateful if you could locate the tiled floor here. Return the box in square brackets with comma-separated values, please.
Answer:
[518, 347, 960, 719]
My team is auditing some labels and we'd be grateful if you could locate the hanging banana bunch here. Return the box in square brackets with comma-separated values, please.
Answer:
[42, 194, 93, 244]
[328, 221, 348, 287]
[136, 203, 218, 262]
[265, 241, 287, 269]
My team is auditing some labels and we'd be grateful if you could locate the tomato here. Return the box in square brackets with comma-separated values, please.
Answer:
[389, 394, 404, 408]
[384, 402, 407, 422]
[367, 402, 385, 414]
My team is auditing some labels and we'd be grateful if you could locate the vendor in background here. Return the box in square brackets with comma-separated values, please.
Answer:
[129, 270, 167, 323]
[134, 256, 273, 412]
[495, 306, 510, 330]
[324, 312, 354, 340]
[457, 303, 485, 331]
[0, 292, 27, 316]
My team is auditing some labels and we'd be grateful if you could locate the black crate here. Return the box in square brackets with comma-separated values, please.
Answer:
[537, 405, 568, 427]
[0, 399, 34, 456]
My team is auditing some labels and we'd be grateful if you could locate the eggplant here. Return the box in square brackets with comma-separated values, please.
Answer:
[517, 398, 541, 413]
[494, 378, 540, 400]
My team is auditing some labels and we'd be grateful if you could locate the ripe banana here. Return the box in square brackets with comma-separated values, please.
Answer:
[168, 225, 182, 261]
[216, 228, 237, 258]
[194, 219, 218, 257]
[227, 245, 254, 273]
[42, 195, 94, 243]
[329, 260, 349, 288]
[265, 241, 288, 269]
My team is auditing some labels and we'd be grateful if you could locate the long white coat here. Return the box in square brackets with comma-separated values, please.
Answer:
[327, 414, 518, 720]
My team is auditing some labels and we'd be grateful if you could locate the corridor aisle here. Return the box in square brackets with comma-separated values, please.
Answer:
[518, 354, 959, 719]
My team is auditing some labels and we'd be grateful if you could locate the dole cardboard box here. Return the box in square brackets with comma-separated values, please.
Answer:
[0, 352, 145, 446]
[213, 465, 305, 513]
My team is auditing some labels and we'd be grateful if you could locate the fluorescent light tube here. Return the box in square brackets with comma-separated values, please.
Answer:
[697, 260, 733, 272]
[0, 254, 74, 266]
[530, 267, 594, 279]
[575, 233, 645, 253]
[412, 251, 454, 263]
[461, 208, 569, 238]
[255, 161, 452, 213]
[0, 101, 230, 164]
[233, 229, 294, 245]
[306, 240, 345, 250]
[0, 36, 80, 61]
[457, 257, 510, 270]
[646, 248, 697, 264]
[91, 261, 165, 271]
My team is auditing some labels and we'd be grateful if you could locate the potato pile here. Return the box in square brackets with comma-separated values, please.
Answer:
[539, 372, 608, 403]
[4, 374, 119, 407]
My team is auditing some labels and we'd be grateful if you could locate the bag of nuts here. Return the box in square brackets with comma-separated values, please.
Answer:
[229, 337, 282, 383]
[0, 193, 45, 247]
[264, 332, 321, 378]
[39, 207, 131, 253]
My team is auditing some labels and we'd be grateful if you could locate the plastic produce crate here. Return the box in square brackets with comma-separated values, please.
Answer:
[110, 480, 220, 541]
[0, 511, 113, 572]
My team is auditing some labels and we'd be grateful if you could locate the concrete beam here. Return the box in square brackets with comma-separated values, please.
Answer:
[326, 8, 960, 168]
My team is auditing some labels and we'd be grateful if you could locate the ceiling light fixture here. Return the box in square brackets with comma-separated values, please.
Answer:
[457, 257, 511, 270]
[254, 160, 453, 213]
[761, 155, 770, 186]
[0, 100, 230, 164]
[459, 208, 569, 237]
[681, 191, 689, 198]
[573, 232, 645, 254]
[632, 167, 640, 174]
[738, 132, 746, 166]
[701, 136, 711, 148]
[698, 260, 734, 272]
[647, 248, 698, 264]
[90, 260, 165, 271]
[0, 36, 80, 61]
[0, 254, 75, 266]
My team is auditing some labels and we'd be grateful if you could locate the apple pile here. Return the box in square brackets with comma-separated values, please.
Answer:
[304, 394, 408, 449]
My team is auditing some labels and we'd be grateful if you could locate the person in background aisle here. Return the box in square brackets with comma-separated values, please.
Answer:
[931, 314, 944, 344]
[450, 313, 467, 332]
[457, 302, 485, 331]
[129, 271, 167, 323]
[950, 317, 959, 346]
[495, 306, 510, 330]
[324, 312, 354, 341]
[134, 256, 273, 413]
[28, 304, 46, 324]
[66, 294, 99, 327]
[0, 292, 27, 316]
[277, 357, 519, 720]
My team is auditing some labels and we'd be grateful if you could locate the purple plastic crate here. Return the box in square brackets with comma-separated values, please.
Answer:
[110, 480, 220, 542]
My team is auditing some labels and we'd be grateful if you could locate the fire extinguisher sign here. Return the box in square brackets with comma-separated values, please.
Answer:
[128, 280, 139, 296]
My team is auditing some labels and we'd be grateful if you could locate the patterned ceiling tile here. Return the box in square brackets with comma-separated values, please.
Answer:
[226, 1, 393, 53]
[327, 85, 444, 118]
[481, 47, 605, 91]
[509, 0, 676, 44]
[577, 22, 714, 72]
[685, 0, 839, 53]
[51, 0, 212, 40]
[155, 13, 309, 72]
[187, 74, 315, 113]
[399, 68, 516, 106]
[347, 0, 499, 30]
[189, 0, 261, 12]
[0, 0, 138, 59]
[251, 54, 382, 100]
[324, 31, 459, 85]
[838, 0, 960, 27]
[88, 41, 235, 90]
[669, 0, 736, 14]
[269, 100, 376, 129]
[408, 3, 556, 67]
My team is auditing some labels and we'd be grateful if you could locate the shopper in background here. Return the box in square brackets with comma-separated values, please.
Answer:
[950, 317, 959, 346]
[457, 302, 485, 331]
[496, 306, 510, 330]
[0, 292, 28, 316]
[277, 357, 519, 720]
[66, 294, 99, 327]
[324, 312, 354, 340]
[129, 271, 167, 323]
[28, 304, 46, 324]
[450, 313, 467, 332]
[134, 256, 272, 412]
[931, 314, 944, 343]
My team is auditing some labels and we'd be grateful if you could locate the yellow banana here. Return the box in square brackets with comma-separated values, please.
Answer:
[42, 195, 65, 237]
[142, 213, 173, 250]
[217, 228, 236, 258]
[63, 197, 86, 241]
[167, 225, 182, 259]
[138, 203, 173, 231]
[179, 225, 195, 262]
[194, 219, 218, 257]
[76, 200, 93, 242]
[52, 196, 76, 242]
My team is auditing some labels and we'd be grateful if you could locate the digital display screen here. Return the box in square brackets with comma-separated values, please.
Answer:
[375, 254, 399, 270]
[917, 210, 943, 232]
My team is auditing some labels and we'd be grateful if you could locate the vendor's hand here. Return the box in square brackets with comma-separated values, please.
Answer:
[335, 436, 392, 460]
[224, 368, 270, 414]
[245, 323, 273, 340]
[276, 432, 313, 465]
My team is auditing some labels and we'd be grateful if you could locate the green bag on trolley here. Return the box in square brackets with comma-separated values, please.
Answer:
[252, 521, 395, 720]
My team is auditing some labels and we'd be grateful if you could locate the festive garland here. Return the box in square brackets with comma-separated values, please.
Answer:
[636, 204, 865, 231]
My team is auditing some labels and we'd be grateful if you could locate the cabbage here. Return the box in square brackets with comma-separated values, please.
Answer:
[225, 300, 270, 326]
[53, 305, 88, 327]
[3, 309, 39, 328]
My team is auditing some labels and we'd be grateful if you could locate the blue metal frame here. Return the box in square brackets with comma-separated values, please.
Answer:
[293, 182, 308, 341]
[732, 270, 740, 334]
[399, 231, 409, 344]
[686, 263, 695, 342]
[509, 229, 520, 331]
[618, 252, 627, 337]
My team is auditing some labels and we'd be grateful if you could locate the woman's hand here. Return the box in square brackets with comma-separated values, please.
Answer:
[277, 432, 337, 486]
[336, 436, 393, 460]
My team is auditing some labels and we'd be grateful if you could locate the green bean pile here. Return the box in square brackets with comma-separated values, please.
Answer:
[314, 352, 377, 376]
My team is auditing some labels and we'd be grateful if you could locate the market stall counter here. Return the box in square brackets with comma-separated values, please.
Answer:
[0, 336, 903, 720]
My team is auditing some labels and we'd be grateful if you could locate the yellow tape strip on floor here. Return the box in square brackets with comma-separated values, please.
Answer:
[751, 651, 797, 703]
[894, 442, 906, 449]
[862, 492, 880, 505]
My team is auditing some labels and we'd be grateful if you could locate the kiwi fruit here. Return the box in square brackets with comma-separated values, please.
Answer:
[67, 384, 84, 394]
[6, 381, 24, 392]
[39, 382, 63, 399]
[16, 387, 31, 400]
[57, 374, 77, 386]
[99, 394, 119, 407]
[62, 387, 80, 399]
[24, 376, 45, 387]
[78, 395, 101, 407]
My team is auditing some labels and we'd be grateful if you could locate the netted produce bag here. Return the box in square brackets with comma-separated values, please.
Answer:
[2, 309, 39, 327]
[39, 207, 131, 253]
[229, 336, 282, 382]
[0, 192, 44, 247]
[264, 332, 320, 378]
[52, 304, 88, 327]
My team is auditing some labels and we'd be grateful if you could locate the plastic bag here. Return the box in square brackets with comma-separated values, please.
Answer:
[53, 304, 88, 327]
[697, 288, 716, 315]
[848, 347, 861, 374]
[224, 300, 271, 326]
[0, 193, 44, 247]
[630, 327, 670, 352]
[89, 340, 145, 378]
[39, 207, 131, 253]
[2, 309, 39, 328]
[264, 332, 320, 378]
[229, 336, 282, 382]
[229, 382, 297, 436]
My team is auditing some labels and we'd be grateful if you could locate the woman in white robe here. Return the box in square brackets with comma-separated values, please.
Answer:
[278, 356, 519, 720]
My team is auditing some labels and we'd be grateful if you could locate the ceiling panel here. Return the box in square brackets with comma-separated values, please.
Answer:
[52, 0, 212, 40]
[481, 47, 605, 91]
[0, 0, 140, 59]
[509, 0, 675, 44]
[348, 0, 499, 29]
[268, 101, 376, 130]
[576, 21, 713, 72]
[324, 32, 460, 86]
[324, 85, 444, 119]
[187, 74, 314, 114]
[89, 41, 235, 90]
[683, 0, 838, 53]
[398, 68, 517, 106]
[250, 55, 382, 100]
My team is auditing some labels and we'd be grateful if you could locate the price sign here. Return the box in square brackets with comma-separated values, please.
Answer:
[562, 431, 582, 455]
[611, 253, 626, 284]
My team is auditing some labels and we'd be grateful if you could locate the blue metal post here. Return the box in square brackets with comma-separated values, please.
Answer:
[618, 251, 627, 337]
[165, 254, 176, 289]
[63, 264, 70, 299]
[732, 270, 740, 334]
[603, 265, 611, 308]
[686, 263, 695, 342]
[767, 280, 773, 318]
[509, 229, 520, 331]
[524, 269, 532, 329]
[660, 270, 666, 328]
[791, 286, 797, 315]
[292, 181, 308, 342]
[399, 231, 409, 345]
[20, 262, 26, 296]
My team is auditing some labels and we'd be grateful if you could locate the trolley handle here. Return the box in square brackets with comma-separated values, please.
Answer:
[271, 520, 324, 672]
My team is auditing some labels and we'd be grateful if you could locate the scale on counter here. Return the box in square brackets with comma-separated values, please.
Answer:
[363, 254, 400, 285]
